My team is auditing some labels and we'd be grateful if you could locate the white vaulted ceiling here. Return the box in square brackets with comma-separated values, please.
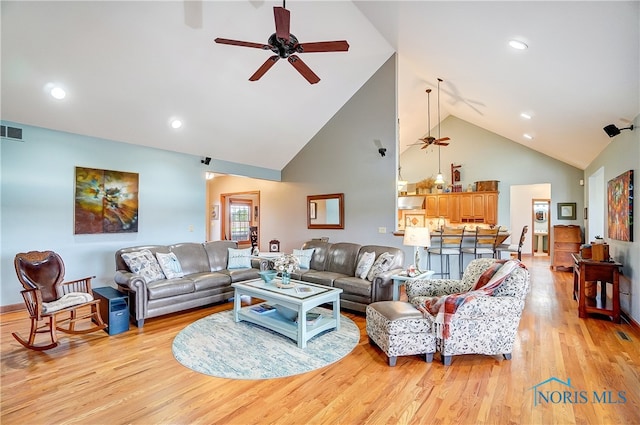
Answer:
[2, 1, 638, 171]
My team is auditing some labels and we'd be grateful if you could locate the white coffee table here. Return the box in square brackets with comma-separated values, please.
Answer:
[232, 278, 343, 348]
[391, 270, 435, 300]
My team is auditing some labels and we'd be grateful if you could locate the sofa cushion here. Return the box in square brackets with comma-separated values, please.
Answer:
[170, 243, 210, 275]
[121, 249, 165, 282]
[367, 252, 395, 282]
[227, 247, 252, 269]
[355, 251, 375, 279]
[299, 270, 347, 287]
[203, 240, 238, 271]
[293, 248, 315, 269]
[334, 276, 372, 297]
[301, 240, 332, 271]
[325, 243, 361, 275]
[188, 272, 231, 291]
[156, 252, 184, 279]
[223, 267, 261, 283]
[147, 277, 195, 300]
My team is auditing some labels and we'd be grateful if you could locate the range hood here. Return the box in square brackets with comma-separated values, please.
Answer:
[398, 196, 425, 210]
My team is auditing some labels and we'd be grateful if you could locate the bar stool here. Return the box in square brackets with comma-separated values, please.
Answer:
[496, 225, 528, 260]
[427, 226, 465, 278]
[461, 226, 500, 261]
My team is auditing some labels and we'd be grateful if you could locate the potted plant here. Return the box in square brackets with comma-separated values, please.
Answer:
[416, 177, 436, 194]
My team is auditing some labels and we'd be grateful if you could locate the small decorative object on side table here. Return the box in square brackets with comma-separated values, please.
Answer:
[269, 239, 280, 252]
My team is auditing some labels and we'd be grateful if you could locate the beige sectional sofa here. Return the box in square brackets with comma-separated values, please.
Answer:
[114, 241, 262, 327]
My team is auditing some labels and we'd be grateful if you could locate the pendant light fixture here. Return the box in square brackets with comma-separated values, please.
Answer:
[434, 78, 445, 185]
[398, 166, 408, 192]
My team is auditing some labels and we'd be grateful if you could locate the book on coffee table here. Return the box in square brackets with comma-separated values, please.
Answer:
[250, 303, 276, 315]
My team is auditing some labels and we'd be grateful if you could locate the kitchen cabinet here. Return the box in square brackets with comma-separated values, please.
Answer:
[484, 192, 498, 225]
[448, 195, 461, 223]
[399, 191, 498, 226]
[460, 193, 485, 222]
[425, 195, 438, 217]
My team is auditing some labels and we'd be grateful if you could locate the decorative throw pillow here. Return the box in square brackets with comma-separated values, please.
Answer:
[293, 248, 315, 269]
[227, 247, 252, 269]
[366, 252, 395, 282]
[156, 252, 184, 279]
[121, 249, 165, 282]
[355, 251, 376, 279]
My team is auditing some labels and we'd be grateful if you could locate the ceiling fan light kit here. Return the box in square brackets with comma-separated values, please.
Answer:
[434, 78, 447, 186]
[214, 3, 349, 84]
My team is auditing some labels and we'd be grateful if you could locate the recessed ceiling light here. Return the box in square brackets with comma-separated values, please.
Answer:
[520, 112, 532, 120]
[523, 134, 534, 140]
[170, 119, 183, 129]
[50, 87, 66, 100]
[509, 39, 528, 50]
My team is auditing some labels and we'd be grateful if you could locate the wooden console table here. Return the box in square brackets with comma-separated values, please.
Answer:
[571, 253, 622, 323]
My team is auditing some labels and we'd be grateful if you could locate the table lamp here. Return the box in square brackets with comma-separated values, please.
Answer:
[403, 226, 431, 273]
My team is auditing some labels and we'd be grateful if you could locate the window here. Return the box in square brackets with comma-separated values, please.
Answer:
[229, 199, 252, 243]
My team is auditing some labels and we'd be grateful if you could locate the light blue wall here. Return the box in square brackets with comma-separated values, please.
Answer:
[585, 114, 639, 324]
[1, 123, 207, 305]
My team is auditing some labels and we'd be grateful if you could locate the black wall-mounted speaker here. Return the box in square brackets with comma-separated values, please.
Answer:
[603, 124, 634, 138]
[603, 124, 620, 137]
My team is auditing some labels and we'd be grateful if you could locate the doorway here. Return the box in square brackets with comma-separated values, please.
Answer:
[510, 183, 551, 259]
[588, 167, 605, 242]
[532, 199, 551, 256]
[218, 191, 260, 247]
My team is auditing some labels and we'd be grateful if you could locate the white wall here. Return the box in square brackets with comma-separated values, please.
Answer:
[510, 184, 551, 255]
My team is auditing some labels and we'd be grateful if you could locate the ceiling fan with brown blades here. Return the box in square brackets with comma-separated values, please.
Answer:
[214, 1, 349, 84]
[413, 84, 450, 149]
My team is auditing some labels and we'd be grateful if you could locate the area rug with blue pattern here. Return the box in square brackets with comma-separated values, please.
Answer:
[172, 308, 359, 380]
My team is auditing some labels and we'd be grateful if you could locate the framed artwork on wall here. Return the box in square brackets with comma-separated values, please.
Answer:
[74, 167, 139, 234]
[557, 202, 576, 220]
[607, 170, 633, 241]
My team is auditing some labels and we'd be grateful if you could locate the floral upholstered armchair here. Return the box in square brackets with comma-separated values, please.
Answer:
[405, 258, 530, 365]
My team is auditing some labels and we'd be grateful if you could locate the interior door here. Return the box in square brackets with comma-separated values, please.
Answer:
[220, 191, 260, 247]
[532, 199, 551, 256]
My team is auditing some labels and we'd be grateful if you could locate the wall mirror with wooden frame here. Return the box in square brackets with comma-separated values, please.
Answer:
[307, 193, 344, 229]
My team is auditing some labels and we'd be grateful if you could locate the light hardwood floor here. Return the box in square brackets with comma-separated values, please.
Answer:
[1, 256, 639, 425]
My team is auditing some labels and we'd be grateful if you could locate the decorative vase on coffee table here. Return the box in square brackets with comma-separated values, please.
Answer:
[281, 272, 291, 285]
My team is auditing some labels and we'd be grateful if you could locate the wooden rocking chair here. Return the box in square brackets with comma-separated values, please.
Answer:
[12, 251, 106, 350]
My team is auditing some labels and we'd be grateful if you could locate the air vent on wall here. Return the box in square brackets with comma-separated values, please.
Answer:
[1, 125, 24, 142]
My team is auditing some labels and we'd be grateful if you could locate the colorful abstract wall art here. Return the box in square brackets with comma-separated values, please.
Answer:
[74, 167, 139, 234]
[607, 170, 633, 242]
